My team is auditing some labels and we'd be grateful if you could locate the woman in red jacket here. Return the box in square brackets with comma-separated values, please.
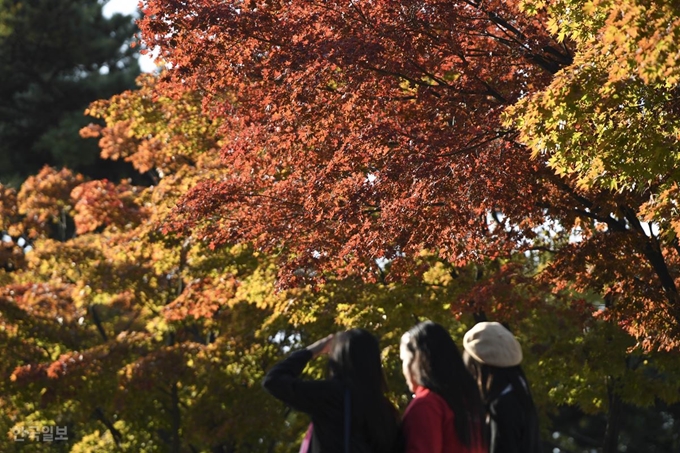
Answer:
[400, 321, 487, 453]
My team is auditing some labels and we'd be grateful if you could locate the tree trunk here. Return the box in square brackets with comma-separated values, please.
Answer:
[602, 378, 624, 453]
[170, 381, 182, 453]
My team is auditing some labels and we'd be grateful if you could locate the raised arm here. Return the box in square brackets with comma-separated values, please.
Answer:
[262, 335, 336, 414]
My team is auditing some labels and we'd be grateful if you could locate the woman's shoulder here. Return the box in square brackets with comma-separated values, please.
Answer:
[404, 388, 448, 418]
[489, 387, 526, 419]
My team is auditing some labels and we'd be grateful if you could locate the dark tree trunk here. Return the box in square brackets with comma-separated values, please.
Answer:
[170, 381, 181, 453]
[602, 378, 624, 453]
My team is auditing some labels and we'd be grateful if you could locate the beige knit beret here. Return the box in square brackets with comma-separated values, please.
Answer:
[463, 322, 523, 367]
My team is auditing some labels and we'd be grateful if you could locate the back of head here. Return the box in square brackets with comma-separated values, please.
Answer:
[328, 329, 397, 452]
[329, 329, 384, 391]
[462, 322, 536, 410]
[402, 321, 485, 449]
[463, 322, 522, 368]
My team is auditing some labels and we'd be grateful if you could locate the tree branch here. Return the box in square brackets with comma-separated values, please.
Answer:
[93, 407, 122, 446]
[89, 305, 108, 342]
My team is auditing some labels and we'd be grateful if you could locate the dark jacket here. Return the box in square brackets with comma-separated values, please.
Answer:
[262, 349, 398, 453]
[487, 387, 542, 453]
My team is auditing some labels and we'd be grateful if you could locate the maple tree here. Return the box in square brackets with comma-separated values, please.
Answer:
[132, 0, 680, 449]
[511, 0, 680, 194]
[508, 0, 680, 348]
[140, 0, 570, 280]
[0, 80, 281, 451]
[136, 0, 680, 349]
[504, 3, 680, 444]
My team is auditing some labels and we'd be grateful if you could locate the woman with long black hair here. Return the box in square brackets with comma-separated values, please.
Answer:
[263, 329, 400, 453]
[399, 321, 487, 453]
[462, 322, 542, 453]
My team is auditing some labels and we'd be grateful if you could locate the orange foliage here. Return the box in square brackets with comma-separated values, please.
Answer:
[164, 276, 239, 321]
[136, 0, 680, 350]
[71, 180, 148, 234]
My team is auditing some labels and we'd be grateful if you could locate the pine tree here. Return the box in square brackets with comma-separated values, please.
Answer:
[0, 0, 140, 186]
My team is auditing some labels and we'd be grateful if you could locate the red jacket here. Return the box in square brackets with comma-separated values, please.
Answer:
[402, 386, 485, 453]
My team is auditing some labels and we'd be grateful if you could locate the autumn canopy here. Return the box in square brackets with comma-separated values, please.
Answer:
[1, 0, 680, 451]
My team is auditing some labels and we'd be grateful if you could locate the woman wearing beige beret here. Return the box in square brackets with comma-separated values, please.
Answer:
[462, 322, 542, 453]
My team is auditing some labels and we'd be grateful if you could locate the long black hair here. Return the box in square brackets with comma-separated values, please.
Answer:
[327, 329, 398, 453]
[463, 350, 537, 413]
[402, 321, 486, 449]
[463, 351, 542, 453]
